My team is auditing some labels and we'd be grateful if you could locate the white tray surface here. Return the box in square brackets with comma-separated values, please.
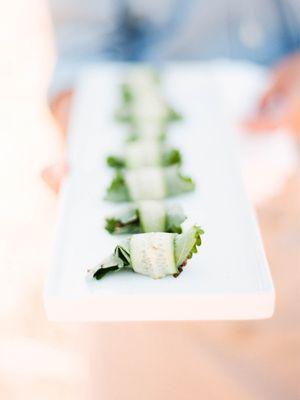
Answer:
[45, 63, 274, 321]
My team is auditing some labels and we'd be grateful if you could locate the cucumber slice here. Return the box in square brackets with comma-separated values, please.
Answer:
[125, 167, 166, 201]
[174, 226, 204, 267]
[132, 95, 168, 121]
[164, 166, 195, 196]
[138, 200, 166, 232]
[133, 119, 164, 140]
[125, 67, 159, 91]
[124, 74, 161, 110]
[130, 233, 177, 279]
[105, 171, 130, 202]
[125, 140, 161, 169]
[105, 207, 140, 234]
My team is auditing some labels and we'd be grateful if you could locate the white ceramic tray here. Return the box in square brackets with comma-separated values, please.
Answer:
[45, 63, 275, 321]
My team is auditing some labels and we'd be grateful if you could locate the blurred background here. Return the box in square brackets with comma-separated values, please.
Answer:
[0, 0, 299, 399]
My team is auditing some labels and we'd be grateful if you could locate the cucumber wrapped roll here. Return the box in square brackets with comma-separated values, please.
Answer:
[126, 119, 167, 142]
[105, 201, 186, 234]
[116, 91, 182, 125]
[105, 166, 195, 202]
[107, 140, 181, 169]
[116, 93, 182, 124]
[88, 226, 204, 280]
[116, 67, 182, 124]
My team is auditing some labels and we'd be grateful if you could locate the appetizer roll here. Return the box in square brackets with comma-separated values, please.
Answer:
[105, 166, 195, 202]
[88, 226, 204, 280]
[107, 140, 181, 169]
[126, 119, 166, 142]
[116, 92, 182, 124]
[116, 67, 182, 124]
[105, 200, 186, 234]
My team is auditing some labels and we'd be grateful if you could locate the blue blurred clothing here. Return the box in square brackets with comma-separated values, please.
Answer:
[49, 0, 300, 97]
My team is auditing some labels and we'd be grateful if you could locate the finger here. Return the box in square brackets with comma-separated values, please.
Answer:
[258, 78, 287, 111]
[50, 90, 74, 137]
[281, 97, 300, 136]
[49, 90, 73, 115]
[41, 161, 69, 194]
[50, 91, 69, 121]
[241, 115, 281, 133]
[258, 86, 278, 110]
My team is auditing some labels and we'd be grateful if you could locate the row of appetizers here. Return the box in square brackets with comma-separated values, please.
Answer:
[88, 67, 203, 281]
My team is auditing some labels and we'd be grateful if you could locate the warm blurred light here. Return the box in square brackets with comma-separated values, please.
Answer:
[0, 1, 299, 399]
[0, 1, 86, 398]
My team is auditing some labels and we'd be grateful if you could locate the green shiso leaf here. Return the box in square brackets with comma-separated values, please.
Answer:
[105, 208, 141, 234]
[89, 240, 132, 280]
[162, 148, 182, 167]
[107, 148, 182, 170]
[105, 171, 130, 202]
[114, 109, 133, 123]
[165, 204, 186, 234]
[121, 83, 134, 104]
[174, 226, 204, 268]
[106, 155, 126, 169]
[105, 202, 186, 235]
[93, 264, 119, 280]
[165, 166, 195, 197]
[105, 218, 119, 234]
[167, 107, 183, 122]
[126, 130, 166, 143]
[119, 207, 139, 224]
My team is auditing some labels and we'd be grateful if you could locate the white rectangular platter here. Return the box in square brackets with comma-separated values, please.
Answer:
[45, 63, 275, 321]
